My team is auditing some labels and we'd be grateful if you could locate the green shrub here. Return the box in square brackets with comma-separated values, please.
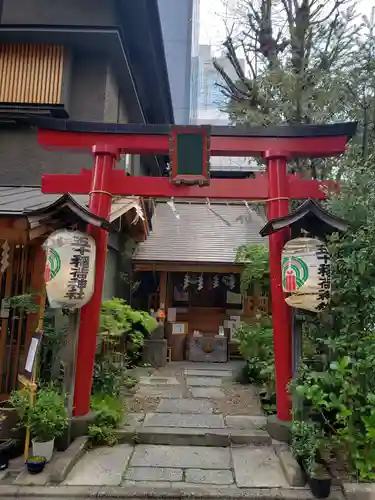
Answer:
[92, 358, 123, 397]
[87, 424, 117, 447]
[10, 386, 68, 442]
[90, 393, 124, 428]
[88, 393, 125, 447]
[235, 317, 274, 386]
[235, 244, 269, 295]
[234, 317, 276, 412]
[99, 298, 157, 366]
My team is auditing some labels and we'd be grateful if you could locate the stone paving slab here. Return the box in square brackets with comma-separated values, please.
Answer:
[135, 387, 183, 398]
[186, 377, 222, 387]
[185, 369, 233, 378]
[143, 413, 224, 428]
[155, 398, 214, 414]
[232, 446, 289, 488]
[191, 387, 225, 399]
[139, 376, 180, 386]
[124, 467, 183, 482]
[124, 413, 145, 427]
[63, 444, 133, 486]
[225, 415, 267, 429]
[130, 444, 232, 469]
[182, 362, 237, 371]
[185, 469, 234, 485]
[122, 480, 173, 487]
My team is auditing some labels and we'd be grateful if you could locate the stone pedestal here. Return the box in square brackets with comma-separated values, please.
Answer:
[267, 414, 291, 443]
[142, 339, 168, 367]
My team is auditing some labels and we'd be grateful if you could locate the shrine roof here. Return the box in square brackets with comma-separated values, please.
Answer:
[260, 199, 349, 237]
[134, 202, 267, 265]
[0, 186, 142, 229]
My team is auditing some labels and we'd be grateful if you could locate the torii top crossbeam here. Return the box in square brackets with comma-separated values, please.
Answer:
[37, 119, 357, 200]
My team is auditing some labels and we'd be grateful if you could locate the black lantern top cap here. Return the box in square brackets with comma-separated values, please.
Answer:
[260, 199, 348, 238]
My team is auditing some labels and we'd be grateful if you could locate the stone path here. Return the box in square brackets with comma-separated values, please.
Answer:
[60, 362, 302, 491]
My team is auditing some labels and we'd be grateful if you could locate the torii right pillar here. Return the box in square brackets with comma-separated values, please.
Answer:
[265, 151, 292, 421]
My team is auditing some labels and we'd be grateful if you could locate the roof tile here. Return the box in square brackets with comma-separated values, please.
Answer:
[134, 202, 267, 264]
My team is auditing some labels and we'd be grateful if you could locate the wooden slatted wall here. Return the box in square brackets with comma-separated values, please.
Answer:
[0, 44, 64, 104]
[0, 243, 33, 400]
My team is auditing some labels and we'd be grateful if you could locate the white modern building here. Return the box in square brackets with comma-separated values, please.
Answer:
[194, 44, 263, 174]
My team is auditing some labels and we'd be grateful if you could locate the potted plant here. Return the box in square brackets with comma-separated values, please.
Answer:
[26, 456, 46, 474]
[9, 386, 68, 462]
[305, 460, 332, 498]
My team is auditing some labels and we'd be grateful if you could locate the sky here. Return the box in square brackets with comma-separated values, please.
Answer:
[199, 0, 375, 50]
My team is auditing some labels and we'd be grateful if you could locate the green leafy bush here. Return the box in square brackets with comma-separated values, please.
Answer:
[10, 386, 68, 442]
[235, 244, 269, 295]
[235, 317, 276, 410]
[88, 393, 125, 447]
[90, 393, 124, 428]
[290, 151, 375, 481]
[99, 298, 157, 366]
[235, 317, 274, 385]
[92, 358, 123, 397]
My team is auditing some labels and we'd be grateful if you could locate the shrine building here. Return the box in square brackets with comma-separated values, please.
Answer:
[133, 200, 269, 362]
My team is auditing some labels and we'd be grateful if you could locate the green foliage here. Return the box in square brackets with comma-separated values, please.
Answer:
[235, 317, 276, 407]
[92, 358, 124, 397]
[123, 375, 138, 390]
[88, 393, 124, 447]
[290, 149, 375, 481]
[291, 419, 326, 475]
[8, 293, 40, 314]
[99, 298, 157, 336]
[235, 244, 269, 295]
[99, 298, 157, 366]
[27, 456, 46, 464]
[87, 424, 117, 447]
[215, 3, 375, 176]
[90, 393, 124, 428]
[10, 386, 68, 442]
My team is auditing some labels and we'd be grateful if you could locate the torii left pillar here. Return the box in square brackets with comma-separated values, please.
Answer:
[73, 145, 119, 417]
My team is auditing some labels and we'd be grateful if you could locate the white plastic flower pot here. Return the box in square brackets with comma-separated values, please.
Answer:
[32, 438, 54, 462]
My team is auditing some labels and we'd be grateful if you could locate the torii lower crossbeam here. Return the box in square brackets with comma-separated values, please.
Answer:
[42, 169, 337, 200]
[38, 119, 357, 423]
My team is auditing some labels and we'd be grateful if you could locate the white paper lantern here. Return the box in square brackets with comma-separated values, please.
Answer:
[281, 237, 331, 312]
[44, 229, 96, 309]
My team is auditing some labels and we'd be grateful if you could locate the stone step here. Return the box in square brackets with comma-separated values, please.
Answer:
[116, 426, 272, 447]
[3, 483, 344, 499]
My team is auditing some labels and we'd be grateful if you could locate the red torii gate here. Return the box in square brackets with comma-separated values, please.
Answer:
[37, 119, 356, 422]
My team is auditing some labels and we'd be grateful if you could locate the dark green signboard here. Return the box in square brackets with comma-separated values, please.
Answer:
[170, 126, 210, 184]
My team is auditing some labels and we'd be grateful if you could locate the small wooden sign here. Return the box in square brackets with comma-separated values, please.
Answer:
[171, 322, 188, 335]
[19, 330, 43, 382]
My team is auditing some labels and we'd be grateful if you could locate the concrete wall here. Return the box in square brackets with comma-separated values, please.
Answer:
[158, 0, 194, 124]
[102, 233, 135, 302]
[0, 50, 130, 185]
[0, 0, 116, 25]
